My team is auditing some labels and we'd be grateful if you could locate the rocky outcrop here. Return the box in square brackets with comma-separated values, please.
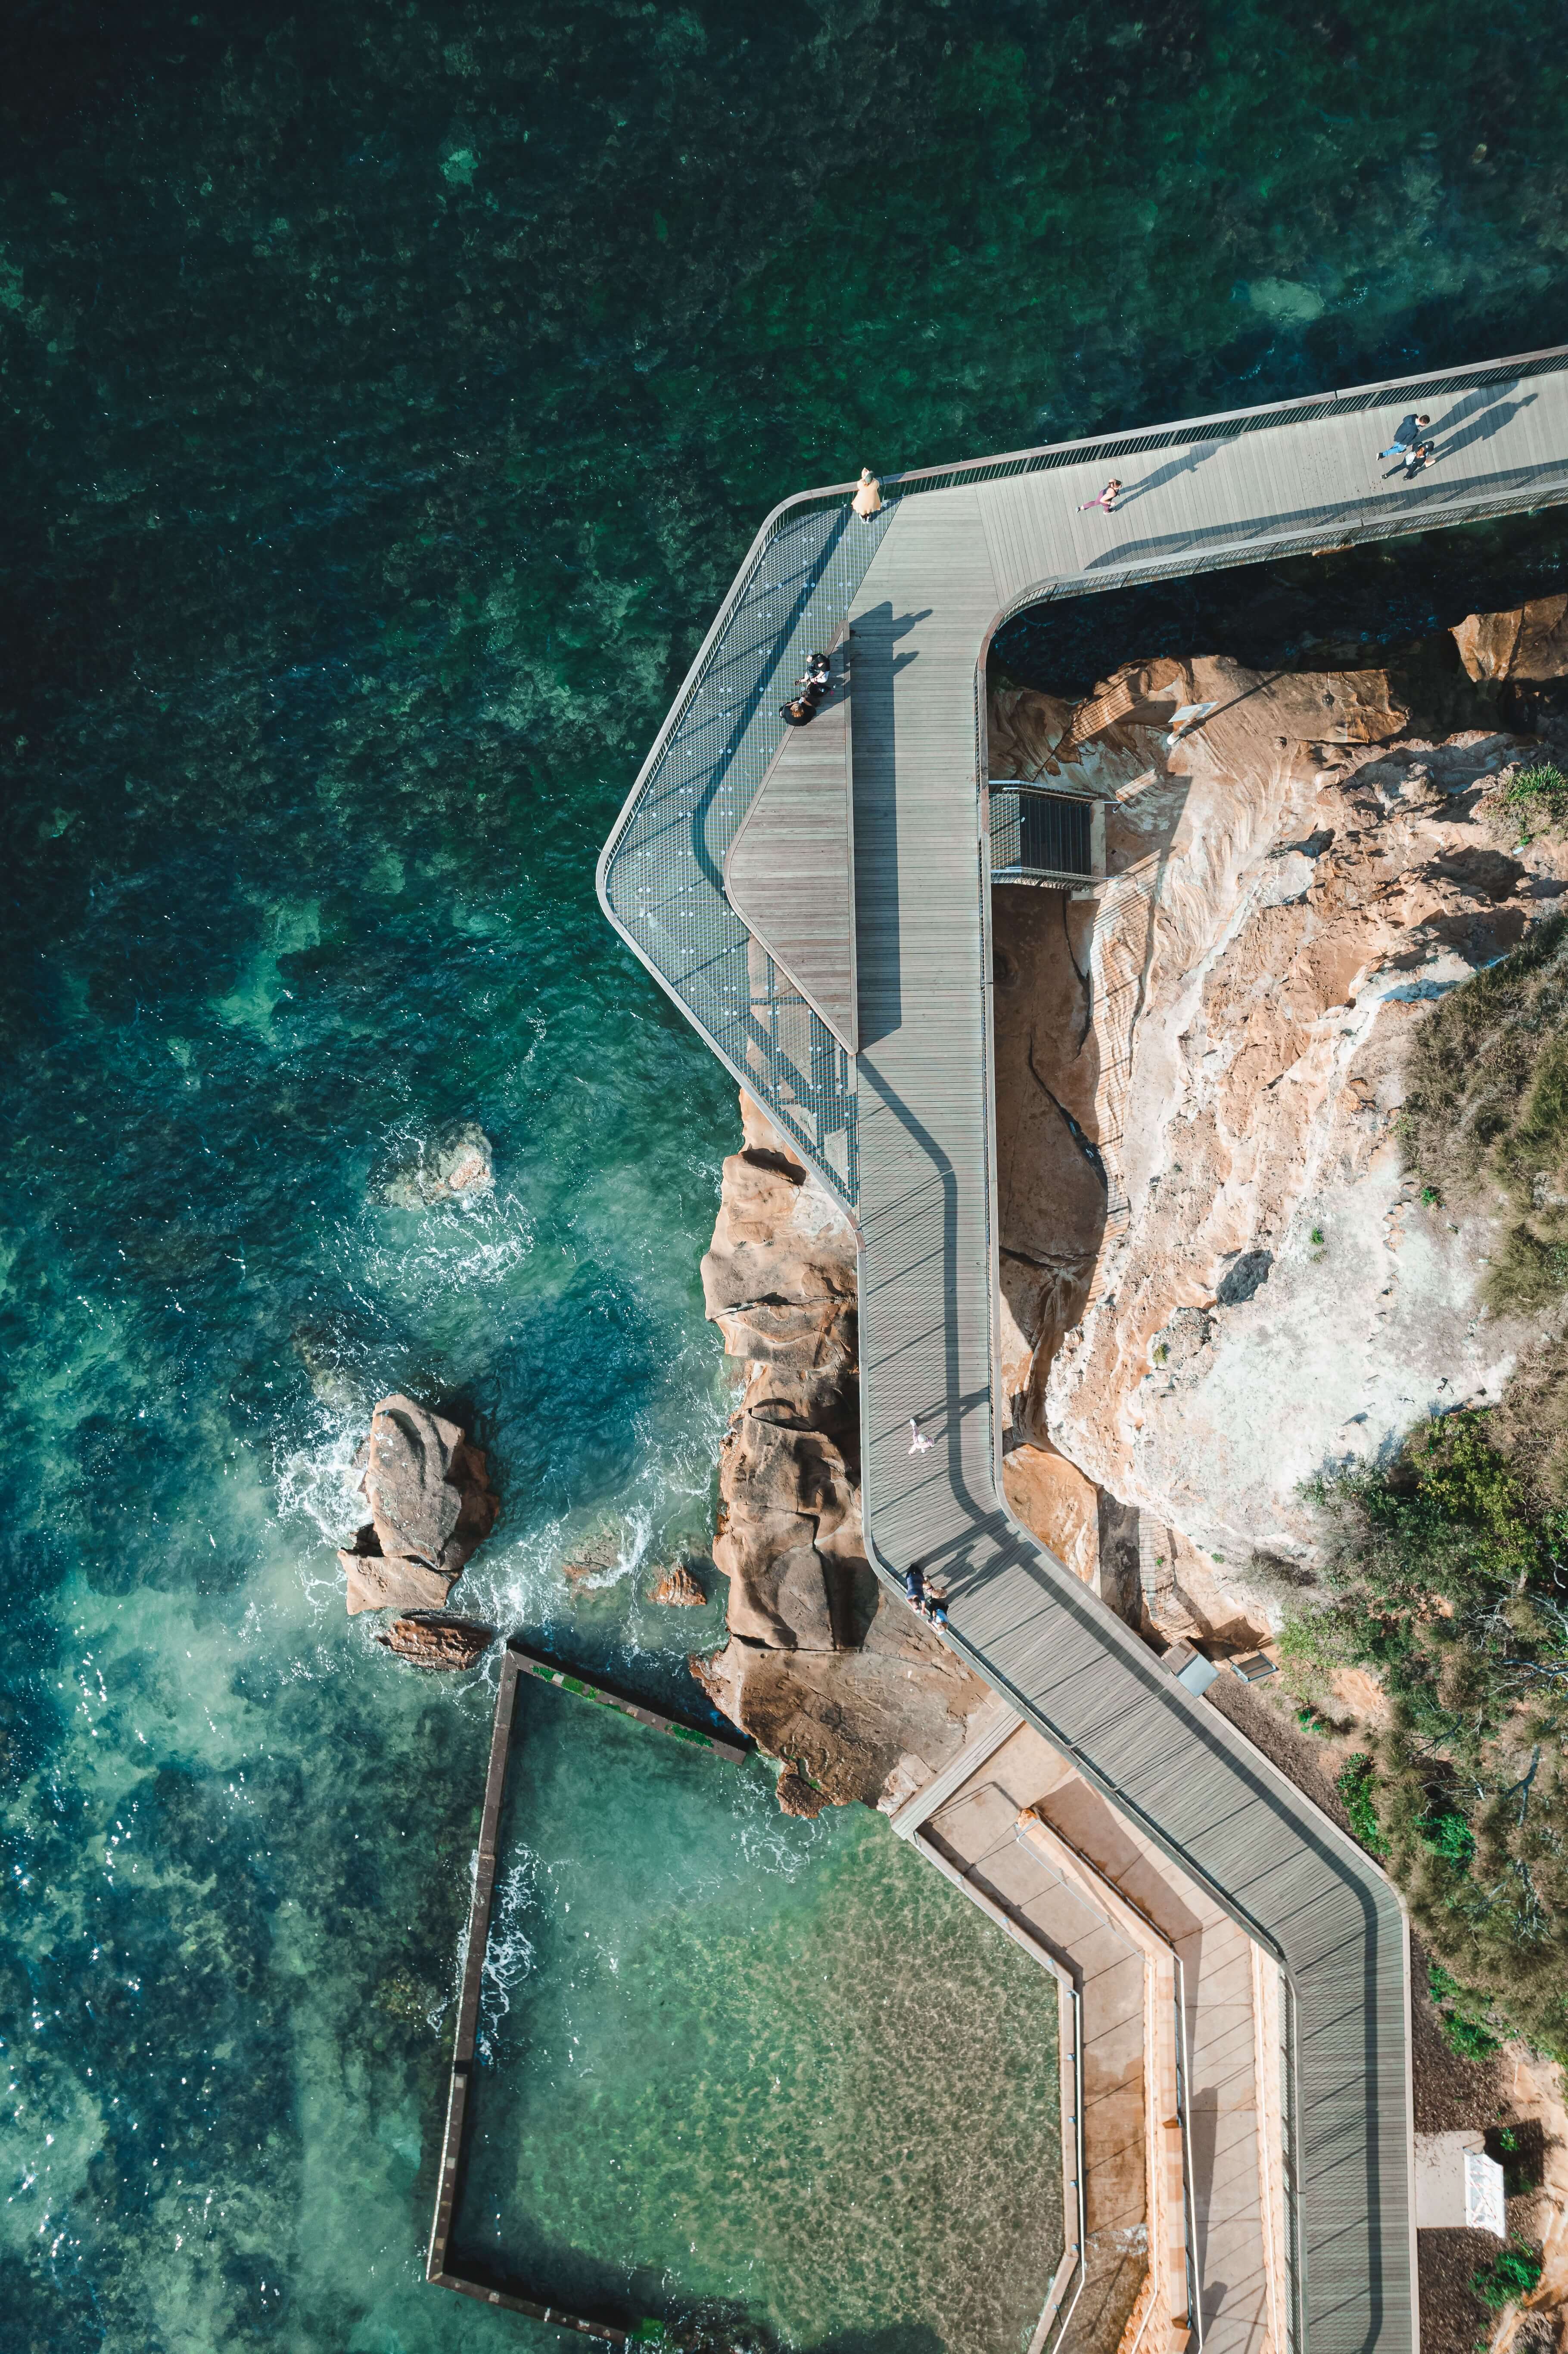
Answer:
[989, 609, 1568, 1623]
[774, 1768, 828, 1819]
[381, 1121, 493, 1209]
[1453, 592, 1568, 685]
[648, 1562, 706, 1607]
[694, 1093, 993, 1809]
[375, 1612, 495, 1669]
[339, 1393, 500, 1614]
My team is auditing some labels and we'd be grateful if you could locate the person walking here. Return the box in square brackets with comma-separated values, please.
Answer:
[1402, 438, 1437, 481]
[1378, 412, 1430, 459]
[852, 467, 883, 518]
[907, 1417, 934, 1456]
[1078, 478, 1122, 513]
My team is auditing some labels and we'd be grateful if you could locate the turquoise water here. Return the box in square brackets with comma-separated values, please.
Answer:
[6, 3, 1568, 2349]
[453, 1683, 1061, 2354]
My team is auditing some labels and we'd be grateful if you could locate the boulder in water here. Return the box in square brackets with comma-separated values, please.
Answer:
[648, 1561, 706, 1607]
[775, 1768, 827, 1819]
[339, 1393, 500, 1614]
[375, 1613, 495, 1670]
[381, 1121, 494, 1210]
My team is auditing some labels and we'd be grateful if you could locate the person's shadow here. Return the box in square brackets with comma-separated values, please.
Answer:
[1381, 390, 1538, 479]
[1111, 439, 1224, 508]
[1439, 389, 1537, 461]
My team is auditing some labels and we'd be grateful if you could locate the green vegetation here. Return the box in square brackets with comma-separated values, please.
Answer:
[1429, 1962, 1504, 2060]
[1502, 761, 1568, 836]
[1469, 2242, 1543, 2312]
[1336, 1753, 1388, 1854]
[1402, 917, 1568, 1317]
[1293, 1409, 1568, 2058]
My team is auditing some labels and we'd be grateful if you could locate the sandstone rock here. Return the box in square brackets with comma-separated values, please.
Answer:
[649, 1562, 706, 1607]
[375, 1613, 495, 1669]
[714, 1415, 865, 1650]
[339, 1393, 499, 1613]
[775, 1769, 827, 1818]
[692, 1623, 989, 1810]
[1453, 594, 1568, 682]
[1002, 1443, 1100, 1591]
[692, 1092, 994, 1811]
[339, 1532, 456, 1616]
[382, 1121, 494, 1210]
[988, 617, 1568, 1613]
[361, 1393, 498, 1576]
[700, 1105, 857, 1417]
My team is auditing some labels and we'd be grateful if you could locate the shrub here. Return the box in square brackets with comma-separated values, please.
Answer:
[1470, 2242, 1543, 2312]
[1337, 1753, 1388, 1854]
[1294, 1411, 1568, 2059]
[1401, 919, 1568, 1316]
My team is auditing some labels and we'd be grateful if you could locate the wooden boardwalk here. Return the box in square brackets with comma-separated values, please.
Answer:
[599, 344, 1568, 2354]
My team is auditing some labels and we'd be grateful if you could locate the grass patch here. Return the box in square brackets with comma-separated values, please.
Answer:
[1502, 761, 1568, 836]
[1295, 1408, 1568, 2060]
[1429, 1962, 1504, 2061]
[1401, 917, 1568, 1317]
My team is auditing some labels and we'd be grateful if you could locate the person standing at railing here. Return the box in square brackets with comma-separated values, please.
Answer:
[852, 467, 882, 517]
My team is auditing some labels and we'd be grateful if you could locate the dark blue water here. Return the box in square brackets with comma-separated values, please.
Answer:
[5, 2, 1568, 2347]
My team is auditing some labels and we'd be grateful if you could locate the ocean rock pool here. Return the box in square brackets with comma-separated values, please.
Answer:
[448, 1674, 1064, 2354]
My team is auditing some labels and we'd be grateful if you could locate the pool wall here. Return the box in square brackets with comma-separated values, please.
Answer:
[425, 1642, 746, 2342]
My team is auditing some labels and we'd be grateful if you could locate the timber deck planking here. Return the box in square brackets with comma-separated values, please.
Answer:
[599, 344, 1568, 2353]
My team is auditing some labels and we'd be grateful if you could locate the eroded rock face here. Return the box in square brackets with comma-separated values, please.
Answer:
[339, 1392, 500, 1614]
[992, 612, 1568, 1616]
[375, 1613, 495, 1669]
[695, 1093, 993, 1808]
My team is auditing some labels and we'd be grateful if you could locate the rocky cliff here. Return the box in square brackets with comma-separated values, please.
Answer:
[697, 598, 1568, 1763]
[992, 599, 1568, 1635]
[693, 1093, 993, 1813]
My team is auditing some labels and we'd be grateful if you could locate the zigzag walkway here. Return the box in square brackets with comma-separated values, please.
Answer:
[600, 343, 1568, 2353]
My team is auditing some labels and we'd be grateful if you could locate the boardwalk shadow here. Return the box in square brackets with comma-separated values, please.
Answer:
[852, 601, 930, 1049]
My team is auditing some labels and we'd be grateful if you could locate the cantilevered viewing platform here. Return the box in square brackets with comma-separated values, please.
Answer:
[598, 344, 1568, 2354]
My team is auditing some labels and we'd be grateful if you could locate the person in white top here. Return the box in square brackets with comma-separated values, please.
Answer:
[907, 1418, 934, 1455]
[852, 467, 883, 518]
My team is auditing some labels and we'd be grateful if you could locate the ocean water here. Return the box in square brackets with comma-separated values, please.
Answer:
[6, 3, 1568, 2349]
[452, 1681, 1061, 2354]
